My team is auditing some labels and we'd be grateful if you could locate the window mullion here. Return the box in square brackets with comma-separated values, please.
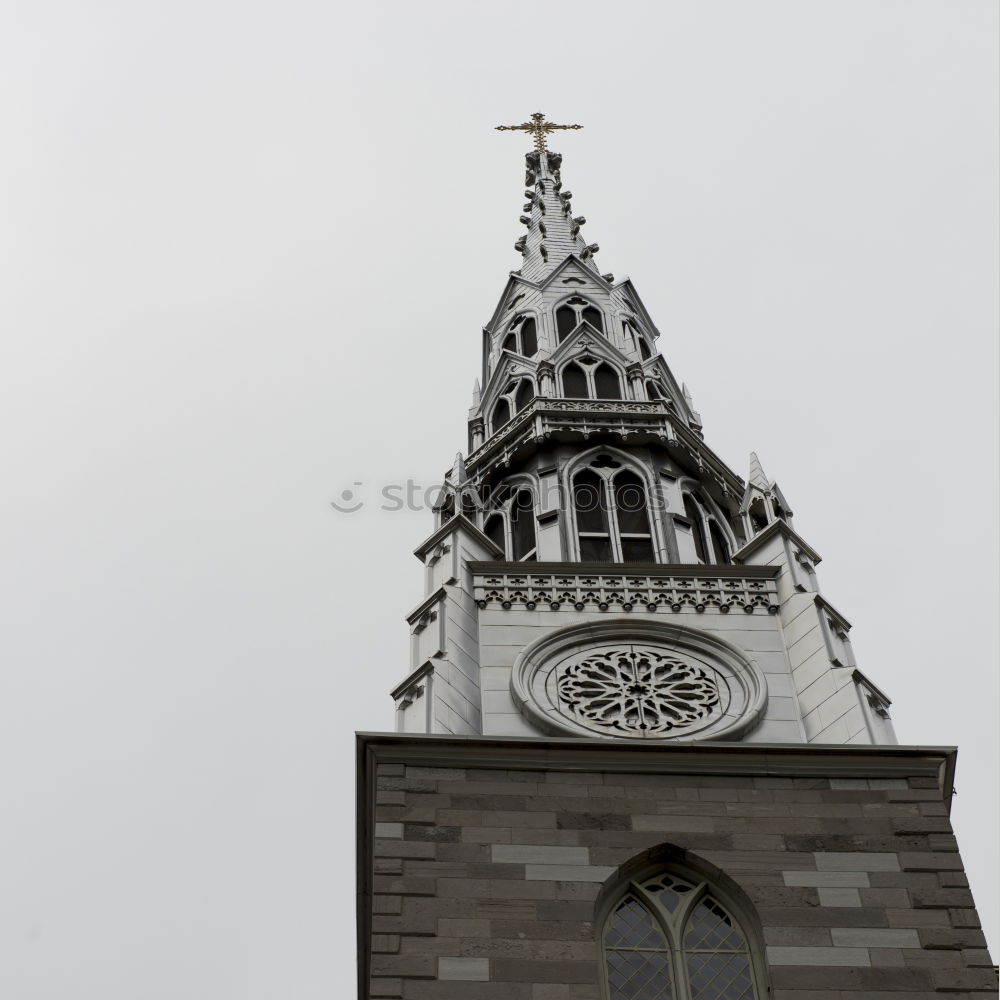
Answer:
[605, 475, 625, 561]
[673, 940, 690, 1000]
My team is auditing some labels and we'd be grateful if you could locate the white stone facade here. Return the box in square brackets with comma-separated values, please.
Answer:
[394, 150, 896, 749]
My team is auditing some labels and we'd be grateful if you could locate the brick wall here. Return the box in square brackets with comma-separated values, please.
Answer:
[359, 739, 997, 1000]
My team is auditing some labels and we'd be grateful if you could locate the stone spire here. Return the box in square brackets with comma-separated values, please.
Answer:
[747, 451, 769, 490]
[741, 451, 794, 534]
[514, 150, 601, 282]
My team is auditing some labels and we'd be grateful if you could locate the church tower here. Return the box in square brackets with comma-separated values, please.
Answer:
[357, 116, 996, 1000]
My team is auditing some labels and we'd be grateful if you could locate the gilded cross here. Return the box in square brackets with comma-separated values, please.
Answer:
[495, 111, 583, 153]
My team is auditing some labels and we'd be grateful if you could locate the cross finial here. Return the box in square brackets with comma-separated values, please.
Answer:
[495, 111, 583, 154]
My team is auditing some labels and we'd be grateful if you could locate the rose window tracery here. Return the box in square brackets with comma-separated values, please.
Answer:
[512, 622, 766, 742]
[557, 646, 721, 735]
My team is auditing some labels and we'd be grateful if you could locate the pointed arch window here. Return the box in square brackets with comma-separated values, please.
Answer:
[709, 521, 731, 565]
[573, 456, 655, 563]
[520, 318, 538, 357]
[556, 296, 605, 342]
[503, 315, 538, 358]
[624, 319, 652, 361]
[613, 470, 655, 562]
[510, 488, 537, 561]
[482, 485, 537, 562]
[748, 498, 770, 534]
[491, 397, 511, 435]
[559, 357, 623, 400]
[594, 363, 623, 400]
[603, 871, 761, 1000]
[573, 469, 612, 561]
[514, 379, 534, 412]
[562, 362, 590, 399]
[683, 495, 709, 563]
[490, 379, 535, 436]
[581, 303, 605, 333]
[557, 305, 578, 342]
[484, 512, 505, 552]
[682, 492, 733, 566]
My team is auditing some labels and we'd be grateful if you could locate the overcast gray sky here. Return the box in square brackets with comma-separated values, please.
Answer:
[1, 1, 997, 996]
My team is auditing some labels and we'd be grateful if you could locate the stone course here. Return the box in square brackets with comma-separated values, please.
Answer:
[360, 741, 996, 1000]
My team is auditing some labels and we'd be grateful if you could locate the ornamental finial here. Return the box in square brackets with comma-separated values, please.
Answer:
[495, 111, 583, 154]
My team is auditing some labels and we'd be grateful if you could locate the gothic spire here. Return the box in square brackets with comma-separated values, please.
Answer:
[747, 452, 770, 490]
[513, 150, 601, 282]
[496, 113, 600, 282]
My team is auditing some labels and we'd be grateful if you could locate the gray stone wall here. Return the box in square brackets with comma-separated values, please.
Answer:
[362, 745, 996, 1000]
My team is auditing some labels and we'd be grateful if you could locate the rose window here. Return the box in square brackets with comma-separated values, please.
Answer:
[511, 622, 766, 742]
[557, 647, 721, 735]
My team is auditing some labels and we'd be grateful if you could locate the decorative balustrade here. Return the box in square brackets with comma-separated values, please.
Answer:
[468, 399, 668, 471]
[466, 398, 740, 496]
[471, 565, 781, 615]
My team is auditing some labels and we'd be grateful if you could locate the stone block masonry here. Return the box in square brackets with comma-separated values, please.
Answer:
[357, 735, 997, 1000]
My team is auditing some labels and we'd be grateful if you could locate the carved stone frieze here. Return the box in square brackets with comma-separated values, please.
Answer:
[473, 568, 780, 615]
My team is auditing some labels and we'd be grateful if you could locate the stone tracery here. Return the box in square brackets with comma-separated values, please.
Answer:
[557, 646, 721, 735]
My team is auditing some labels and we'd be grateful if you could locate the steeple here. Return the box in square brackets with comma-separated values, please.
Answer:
[359, 118, 993, 1000]
[514, 150, 602, 281]
[396, 116, 896, 753]
[497, 111, 602, 281]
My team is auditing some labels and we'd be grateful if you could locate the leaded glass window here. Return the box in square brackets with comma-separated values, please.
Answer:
[604, 873, 760, 1000]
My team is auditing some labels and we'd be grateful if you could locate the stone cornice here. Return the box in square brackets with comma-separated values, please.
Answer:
[733, 518, 822, 566]
[358, 731, 956, 795]
[412, 514, 503, 561]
